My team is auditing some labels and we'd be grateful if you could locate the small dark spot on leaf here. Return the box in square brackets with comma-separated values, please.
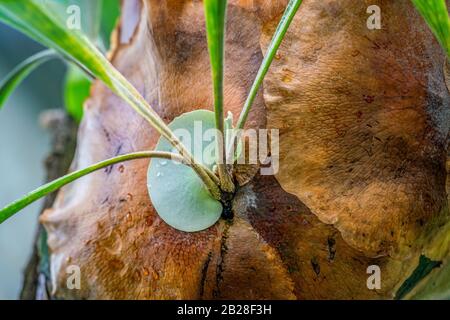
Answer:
[104, 166, 113, 174]
[109, 258, 125, 270]
[311, 257, 320, 276]
[351, 50, 360, 57]
[145, 216, 153, 227]
[327, 237, 336, 261]
[356, 111, 363, 119]
[114, 144, 123, 156]
[363, 95, 375, 103]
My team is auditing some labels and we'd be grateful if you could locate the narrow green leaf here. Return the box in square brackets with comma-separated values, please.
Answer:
[0, 49, 58, 109]
[203, 0, 233, 191]
[0, 151, 184, 224]
[64, 65, 90, 122]
[204, 0, 227, 132]
[148, 110, 223, 232]
[412, 0, 450, 58]
[0, 0, 221, 198]
[236, 0, 303, 130]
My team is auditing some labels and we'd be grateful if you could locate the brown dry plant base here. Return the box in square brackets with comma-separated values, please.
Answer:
[40, 0, 450, 299]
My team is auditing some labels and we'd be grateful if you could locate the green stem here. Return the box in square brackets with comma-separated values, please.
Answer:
[235, 0, 303, 130]
[204, 0, 234, 193]
[0, 151, 185, 224]
[227, 0, 302, 164]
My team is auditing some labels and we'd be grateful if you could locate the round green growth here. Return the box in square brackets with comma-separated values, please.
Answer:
[147, 110, 223, 232]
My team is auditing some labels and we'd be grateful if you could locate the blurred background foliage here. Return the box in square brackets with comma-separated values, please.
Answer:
[0, 0, 119, 299]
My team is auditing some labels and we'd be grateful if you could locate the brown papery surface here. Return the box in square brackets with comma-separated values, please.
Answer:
[41, 0, 450, 299]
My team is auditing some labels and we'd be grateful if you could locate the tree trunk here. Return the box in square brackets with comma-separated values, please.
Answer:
[20, 110, 77, 300]
[38, 0, 450, 299]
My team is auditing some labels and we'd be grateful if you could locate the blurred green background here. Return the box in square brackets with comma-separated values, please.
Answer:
[0, 23, 66, 299]
[0, 0, 119, 299]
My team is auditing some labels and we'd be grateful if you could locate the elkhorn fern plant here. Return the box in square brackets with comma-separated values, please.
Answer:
[1, 0, 449, 301]
[0, 0, 303, 231]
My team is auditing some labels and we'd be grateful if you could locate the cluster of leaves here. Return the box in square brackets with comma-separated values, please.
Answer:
[0, 0, 448, 234]
[0, 0, 303, 231]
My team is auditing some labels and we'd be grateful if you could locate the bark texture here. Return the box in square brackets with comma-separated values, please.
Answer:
[40, 0, 450, 299]
[21, 110, 77, 300]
